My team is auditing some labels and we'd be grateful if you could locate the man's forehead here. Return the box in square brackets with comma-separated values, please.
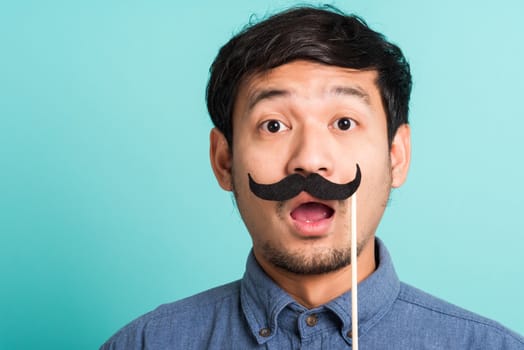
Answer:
[235, 61, 380, 112]
[246, 85, 372, 112]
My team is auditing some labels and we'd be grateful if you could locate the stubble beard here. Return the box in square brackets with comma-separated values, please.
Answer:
[261, 241, 359, 275]
[260, 199, 363, 275]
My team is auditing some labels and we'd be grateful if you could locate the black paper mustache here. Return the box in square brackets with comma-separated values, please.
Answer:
[248, 164, 361, 201]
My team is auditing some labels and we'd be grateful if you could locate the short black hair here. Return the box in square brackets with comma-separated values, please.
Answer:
[206, 5, 412, 147]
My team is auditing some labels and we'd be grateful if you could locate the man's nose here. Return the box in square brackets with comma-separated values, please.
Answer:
[286, 126, 334, 176]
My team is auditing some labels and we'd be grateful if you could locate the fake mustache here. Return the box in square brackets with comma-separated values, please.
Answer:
[248, 164, 361, 201]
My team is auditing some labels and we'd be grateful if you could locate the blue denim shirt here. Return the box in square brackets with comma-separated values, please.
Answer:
[101, 239, 524, 349]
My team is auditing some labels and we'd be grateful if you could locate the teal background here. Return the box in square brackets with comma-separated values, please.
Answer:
[1, 0, 523, 348]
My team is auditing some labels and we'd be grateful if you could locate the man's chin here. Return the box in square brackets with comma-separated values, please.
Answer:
[261, 244, 351, 275]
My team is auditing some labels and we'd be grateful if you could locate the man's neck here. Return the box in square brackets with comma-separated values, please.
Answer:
[255, 240, 377, 309]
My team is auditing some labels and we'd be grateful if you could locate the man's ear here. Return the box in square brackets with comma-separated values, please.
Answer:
[390, 124, 411, 188]
[210, 128, 233, 191]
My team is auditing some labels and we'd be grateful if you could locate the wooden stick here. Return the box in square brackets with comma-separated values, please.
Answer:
[351, 193, 359, 349]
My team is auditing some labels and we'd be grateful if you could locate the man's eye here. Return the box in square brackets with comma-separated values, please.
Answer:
[260, 119, 289, 133]
[332, 117, 356, 131]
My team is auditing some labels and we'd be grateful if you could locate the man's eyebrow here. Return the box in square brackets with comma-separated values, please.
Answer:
[330, 85, 371, 104]
[247, 89, 290, 111]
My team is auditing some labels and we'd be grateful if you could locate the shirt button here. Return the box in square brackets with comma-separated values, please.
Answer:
[346, 330, 352, 338]
[259, 328, 271, 337]
[305, 314, 318, 327]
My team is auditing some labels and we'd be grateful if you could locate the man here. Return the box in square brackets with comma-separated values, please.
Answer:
[101, 6, 524, 349]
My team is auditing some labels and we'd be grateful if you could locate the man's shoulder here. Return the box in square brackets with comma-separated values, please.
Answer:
[133, 279, 241, 325]
[394, 282, 524, 347]
[100, 280, 243, 349]
[159, 279, 242, 314]
[397, 282, 509, 329]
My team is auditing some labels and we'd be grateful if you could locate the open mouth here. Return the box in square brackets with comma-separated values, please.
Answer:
[290, 202, 335, 223]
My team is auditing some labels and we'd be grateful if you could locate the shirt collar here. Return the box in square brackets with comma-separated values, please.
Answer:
[240, 238, 400, 344]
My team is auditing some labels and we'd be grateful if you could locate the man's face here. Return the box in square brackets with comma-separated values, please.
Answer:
[210, 60, 410, 275]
